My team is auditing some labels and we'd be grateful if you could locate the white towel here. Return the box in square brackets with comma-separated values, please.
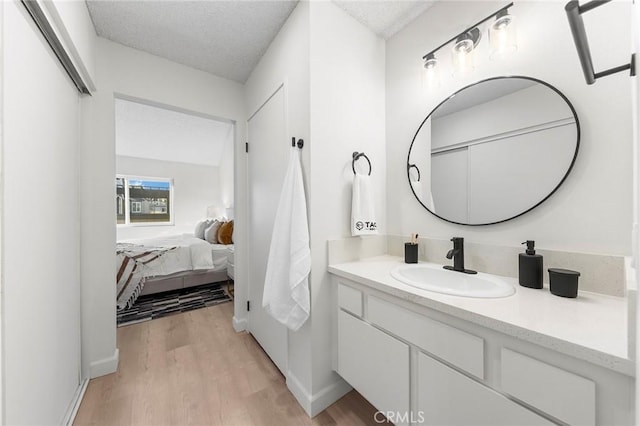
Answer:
[410, 179, 436, 213]
[262, 148, 311, 331]
[351, 173, 378, 236]
[410, 179, 423, 200]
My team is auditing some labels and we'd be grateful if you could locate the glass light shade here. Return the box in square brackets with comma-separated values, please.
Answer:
[489, 13, 517, 60]
[421, 54, 440, 89]
[452, 37, 475, 75]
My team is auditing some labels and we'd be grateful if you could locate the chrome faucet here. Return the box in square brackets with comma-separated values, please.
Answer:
[444, 237, 477, 275]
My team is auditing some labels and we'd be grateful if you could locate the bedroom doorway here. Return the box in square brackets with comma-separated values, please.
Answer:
[246, 85, 289, 375]
[114, 97, 236, 324]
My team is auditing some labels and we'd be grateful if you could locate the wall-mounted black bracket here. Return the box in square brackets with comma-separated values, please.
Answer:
[408, 164, 421, 182]
[565, 0, 636, 85]
[352, 152, 372, 176]
[291, 137, 304, 149]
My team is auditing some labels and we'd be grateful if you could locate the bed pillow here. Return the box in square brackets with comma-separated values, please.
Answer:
[217, 220, 234, 245]
[204, 220, 222, 244]
[194, 219, 212, 240]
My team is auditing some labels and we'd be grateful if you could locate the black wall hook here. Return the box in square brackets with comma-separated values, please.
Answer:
[408, 164, 421, 182]
[352, 152, 372, 176]
[291, 137, 304, 149]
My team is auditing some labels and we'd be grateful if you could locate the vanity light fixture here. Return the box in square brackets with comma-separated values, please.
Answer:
[421, 2, 514, 80]
[452, 28, 481, 75]
[422, 53, 440, 88]
[489, 9, 517, 60]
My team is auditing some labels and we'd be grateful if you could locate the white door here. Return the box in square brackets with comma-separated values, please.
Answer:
[3, 2, 82, 423]
[247, 86, 288, 374]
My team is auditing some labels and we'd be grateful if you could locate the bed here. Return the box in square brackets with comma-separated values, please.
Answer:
[116, 234, 233, 310]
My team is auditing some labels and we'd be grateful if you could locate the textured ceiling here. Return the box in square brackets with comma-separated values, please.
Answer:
[86, 0, 298, 83]
[115, 98, 233, 167]
[333, 0, 435, 40]
[86, 1, 435, 83]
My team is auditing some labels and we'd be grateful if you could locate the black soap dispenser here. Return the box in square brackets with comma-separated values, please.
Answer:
[519, 240, 543, 289]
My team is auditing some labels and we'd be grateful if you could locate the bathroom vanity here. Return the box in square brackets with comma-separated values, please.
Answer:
[329, 256, 634, 426]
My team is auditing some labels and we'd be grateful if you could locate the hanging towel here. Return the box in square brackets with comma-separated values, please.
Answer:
[410, 179, 423, 200]
[351, 172, 378, 236]
[262, 148, 311, 331]
[410, 178, 436, 213]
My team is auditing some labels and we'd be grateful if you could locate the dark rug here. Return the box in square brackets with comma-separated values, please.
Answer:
[117, 281, 232, 327]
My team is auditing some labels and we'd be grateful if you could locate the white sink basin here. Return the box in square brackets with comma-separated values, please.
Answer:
[390, 263, 515, 298]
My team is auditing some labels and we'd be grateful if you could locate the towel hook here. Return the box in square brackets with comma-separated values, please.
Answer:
[408, 164, 421, 182]
[291, 137, 304, 149]
[352, 152, 372, 176]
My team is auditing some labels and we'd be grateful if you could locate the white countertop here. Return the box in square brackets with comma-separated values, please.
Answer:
[328, 255, 634, 377]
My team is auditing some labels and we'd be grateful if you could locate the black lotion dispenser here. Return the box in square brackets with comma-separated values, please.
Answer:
[519, 240, 543, 289]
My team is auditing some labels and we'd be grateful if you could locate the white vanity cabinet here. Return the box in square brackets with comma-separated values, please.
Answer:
[333, 278, 634, 425]
[416, 351, 552, 426]
[337, 310, 410, 425]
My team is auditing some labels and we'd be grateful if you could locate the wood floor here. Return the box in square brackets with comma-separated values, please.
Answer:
[75, 302, 385, 425]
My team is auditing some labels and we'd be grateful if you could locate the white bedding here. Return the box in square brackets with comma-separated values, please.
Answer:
[211, 243, 230, 271]
[121, 234, 211, 275]
[120, 234, 232, 275]
[115, 235, 233, 310]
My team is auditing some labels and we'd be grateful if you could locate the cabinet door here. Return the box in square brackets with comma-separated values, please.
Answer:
[416, 352, 552, 426]
[337, 310, 410, 425]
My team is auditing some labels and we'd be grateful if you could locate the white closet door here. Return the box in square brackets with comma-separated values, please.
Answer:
[431, 148, 469, 223]
[246, 86, 288, 374]
[3, 2, 82, 423]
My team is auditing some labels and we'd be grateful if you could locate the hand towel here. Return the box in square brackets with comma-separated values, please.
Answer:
[351, 172, 378, 236]
[262, 148, 311, 331]
[410, 179, 423, 200]
[410, 179, 436, 213]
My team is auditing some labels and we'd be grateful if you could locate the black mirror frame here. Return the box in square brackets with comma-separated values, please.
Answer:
[407, 75, 581, 226]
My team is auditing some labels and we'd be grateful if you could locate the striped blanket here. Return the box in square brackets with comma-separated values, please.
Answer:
[116, 243, 177, 311]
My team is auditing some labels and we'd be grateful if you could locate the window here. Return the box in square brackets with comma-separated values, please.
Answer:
[115, 175, 173, 225]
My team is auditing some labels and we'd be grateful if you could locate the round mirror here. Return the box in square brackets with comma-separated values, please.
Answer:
[408, 76, 580, 225]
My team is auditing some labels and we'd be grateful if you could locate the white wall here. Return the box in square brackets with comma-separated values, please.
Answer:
[309, 0, 386, 402]
[116, 156, 222, 240]
[243, 0, 386, 414]
[81, 38, 245, 378]
[430, 84, 574, 150]
[2, 1, 85, 422]
[387, 1, 633, 255]
[244, 0, 313, 405]
[219, 129, 235, 210]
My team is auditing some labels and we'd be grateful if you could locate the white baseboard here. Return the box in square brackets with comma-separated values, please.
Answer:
[232, 315, 247, 332]
[89, 348, 119, 378]
[62, 378, 89, 425]
[286, 370, 312, 415]
[310, 378, 352, 417]
[286, 371, 352, 417]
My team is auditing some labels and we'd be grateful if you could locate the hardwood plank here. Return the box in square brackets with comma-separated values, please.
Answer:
[74, 302, 382, 425]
